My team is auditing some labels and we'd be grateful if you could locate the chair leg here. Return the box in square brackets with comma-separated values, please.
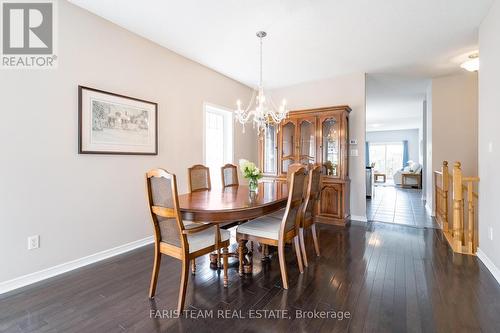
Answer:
[177, 258, 190, 313]
[294, 236, 304, 274]
[238, 239, 244, 276]
[278, 242, 289, 289]
[299, 227, 308, 267]
[223, 247, 229, 287]
[261, 244, 270, 261]
[217, 248, 221, 268]
[191, 259, 196, 275]
[148, 247, 162, 298]
[311, 223, 320, 256]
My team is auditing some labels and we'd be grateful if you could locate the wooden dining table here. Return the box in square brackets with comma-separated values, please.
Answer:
[177, 181, 289, 275]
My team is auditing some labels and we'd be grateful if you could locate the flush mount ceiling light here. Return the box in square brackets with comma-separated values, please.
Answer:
[460, 53, 479, 72]
[234, 31, 288, 133]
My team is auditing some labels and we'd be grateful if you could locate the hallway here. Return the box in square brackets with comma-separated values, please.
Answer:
[367, 186, 438, 228]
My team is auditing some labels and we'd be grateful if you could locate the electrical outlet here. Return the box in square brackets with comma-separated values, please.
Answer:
[350, 149, 359, 157]
[488, 142, 493, 153]
[489, 227, 494, 241]
[28, 235, 39, 250]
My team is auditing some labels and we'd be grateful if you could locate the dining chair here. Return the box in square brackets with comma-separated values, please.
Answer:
[287, 163, 304, 182]
[221, 163, 239, 188]
[188, 164, 211, 192]
[266, 162, 306, 220]
[146, 168, 230, 312]
[236, 167, 306, 289]
[298, 165, 321, 267]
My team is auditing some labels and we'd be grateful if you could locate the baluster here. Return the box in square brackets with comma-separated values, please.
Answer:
[442, 161, 449, 232]
[434, 171, 439, 224]
[452, 162, 463, 251]
[467, 181, 474, 253]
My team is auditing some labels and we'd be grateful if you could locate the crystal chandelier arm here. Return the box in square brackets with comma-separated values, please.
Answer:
[267, 95, 288, 122]
[235, 89, 257, 124]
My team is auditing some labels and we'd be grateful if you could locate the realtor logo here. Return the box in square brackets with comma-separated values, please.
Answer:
[1, 0, 57, 68]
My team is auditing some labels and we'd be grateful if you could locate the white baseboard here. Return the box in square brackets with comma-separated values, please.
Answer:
[0, 236, 153, 295]
[351, 215, 368, 222]
[477, 248, 500, 286]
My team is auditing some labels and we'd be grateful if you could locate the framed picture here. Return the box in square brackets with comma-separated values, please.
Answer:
[78, 86, 158, 155]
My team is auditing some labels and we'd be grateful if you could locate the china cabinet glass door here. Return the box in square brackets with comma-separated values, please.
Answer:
[263, 125, 277, 174]
[321, 117, 339, 177]
[298, 118, 316, 165]
[281, 120, 296, 174]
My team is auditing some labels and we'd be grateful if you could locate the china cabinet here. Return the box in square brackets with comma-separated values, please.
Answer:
[258, 105, 351, 226]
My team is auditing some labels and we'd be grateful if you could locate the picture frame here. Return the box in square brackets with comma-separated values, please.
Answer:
[78, 86, 158, 155]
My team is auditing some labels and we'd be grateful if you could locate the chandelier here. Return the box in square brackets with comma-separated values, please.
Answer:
[235, 31, 288, 133]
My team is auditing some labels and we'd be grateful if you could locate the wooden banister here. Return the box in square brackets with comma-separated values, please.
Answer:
[434, 161, 449, 231]
[452, 162, 463, 249]
[434, 160, 479, 255]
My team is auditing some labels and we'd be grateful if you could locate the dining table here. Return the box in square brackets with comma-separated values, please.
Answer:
[177, 181, 289, 275]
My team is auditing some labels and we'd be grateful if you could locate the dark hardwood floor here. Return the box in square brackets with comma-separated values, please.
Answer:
[2, 222, 500, 333]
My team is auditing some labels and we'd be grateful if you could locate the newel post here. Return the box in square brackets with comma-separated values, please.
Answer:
[452, 162, 463, 250]
[466, 181, 475, 253]
[442, 161, 449, 231]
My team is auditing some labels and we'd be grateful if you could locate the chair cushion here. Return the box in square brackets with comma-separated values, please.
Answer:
[236, 216, 282, 240]
[267, 209, 285, 219]
[187, 227, 230, 253]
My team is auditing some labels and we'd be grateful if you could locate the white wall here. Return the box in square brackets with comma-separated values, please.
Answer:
[425, 84, 433, 207]
[432, 73, 478, 177]
[366, 129, 420, 165]
[421, 100, 427, 200]
[425, 73, 478, 213]
[478, 0, 500, 273]
[271, 74, 367, 221]
[0, 1, 257, 284]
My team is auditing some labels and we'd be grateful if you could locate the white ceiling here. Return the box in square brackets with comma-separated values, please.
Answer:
[69, 0, 492, 88]
[366, 74, 428, 131]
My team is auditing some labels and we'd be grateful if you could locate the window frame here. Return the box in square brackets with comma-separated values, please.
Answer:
[202, 102, 235, 170]
[368, 141, 404, 178]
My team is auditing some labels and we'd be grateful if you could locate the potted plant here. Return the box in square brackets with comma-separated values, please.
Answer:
[239, 159, 263, 192]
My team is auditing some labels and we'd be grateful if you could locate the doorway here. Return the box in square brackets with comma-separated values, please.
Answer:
[365, 74, 435, 228]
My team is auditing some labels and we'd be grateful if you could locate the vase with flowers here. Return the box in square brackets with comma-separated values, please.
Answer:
[239, 159, 263, 192]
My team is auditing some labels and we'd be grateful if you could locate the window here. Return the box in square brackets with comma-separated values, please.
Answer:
[204, 104, 233, 188]
[369, 142, 403, 179]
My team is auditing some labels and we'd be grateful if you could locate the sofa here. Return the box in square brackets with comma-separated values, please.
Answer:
[394, 161, 422, 187]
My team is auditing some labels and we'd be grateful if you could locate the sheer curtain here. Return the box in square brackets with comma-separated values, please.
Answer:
[402, 140, 409, 169]
[365, 141, 370, 167]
